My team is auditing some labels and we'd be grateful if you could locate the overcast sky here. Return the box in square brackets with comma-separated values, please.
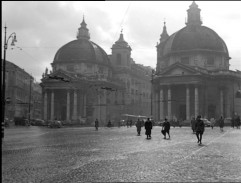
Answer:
[2, 1, 241, 82]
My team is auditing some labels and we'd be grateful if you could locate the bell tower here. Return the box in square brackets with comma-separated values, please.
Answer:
[111, 30, 132, 68]
[156, 21, 169, 72]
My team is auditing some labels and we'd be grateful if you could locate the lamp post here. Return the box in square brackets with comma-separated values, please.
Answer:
[1, 25, 17, 139]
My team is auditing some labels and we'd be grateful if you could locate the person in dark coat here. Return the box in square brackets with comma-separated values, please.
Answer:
[107, 120, 112, 128]
[136, 118, 142, 136]
[145, 118, 152, 139]
[195, 115, 205, 145]
[191, 117, 196, 133]
[236, 116, 240, 129]
[95, 119, 99, 131]
[162, 118, 170, 139]
[219, 116, 224, 132]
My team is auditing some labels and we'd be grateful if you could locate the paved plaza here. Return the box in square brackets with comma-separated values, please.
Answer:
[2, 125, 241, 182]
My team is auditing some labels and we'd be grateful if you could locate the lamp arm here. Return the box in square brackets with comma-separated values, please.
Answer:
[5, 32, 17, 48]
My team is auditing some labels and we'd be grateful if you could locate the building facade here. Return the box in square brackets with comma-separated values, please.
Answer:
[4, 60, 42, 121]
[153, 2, 241, 122]
[40, 18, 152, 126]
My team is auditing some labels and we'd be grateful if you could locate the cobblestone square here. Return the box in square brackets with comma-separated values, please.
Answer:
[2, 126, 241, 182]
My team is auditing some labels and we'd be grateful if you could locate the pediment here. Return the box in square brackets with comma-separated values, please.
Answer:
[42, 69, 74, 82]
[159, 62, 203, 76]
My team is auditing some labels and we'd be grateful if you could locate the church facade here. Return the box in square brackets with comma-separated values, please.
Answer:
[40, 18, 152, 126]
[153, 2, 241, 122]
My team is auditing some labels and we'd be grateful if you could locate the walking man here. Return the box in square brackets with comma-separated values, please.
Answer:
[195, 115, 205, 145]
[162, 118, 170, 139]
[219, 116, 224, 132]
[237, 116, 240, 129]
[136, 118, 142, 136]
[145, 118, 152, 139]
[95, 119, 99, 131]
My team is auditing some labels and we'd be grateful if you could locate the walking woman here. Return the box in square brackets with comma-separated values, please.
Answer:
[195, 115, 205, 145]
[219, 116, 224, 132]
[136, 118, 142, 136]
[95, 119, 99, 131]
[162, 118, 170, 139]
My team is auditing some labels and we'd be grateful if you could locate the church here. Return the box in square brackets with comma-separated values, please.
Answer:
[153, 1, 241, 122]
[40, 18, 152, 126]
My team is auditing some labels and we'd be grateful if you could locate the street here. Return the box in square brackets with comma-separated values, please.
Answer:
[2, 125, 241, 182]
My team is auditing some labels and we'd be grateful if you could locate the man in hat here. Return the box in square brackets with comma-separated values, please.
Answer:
[195, 115, 205, 145]
[145, 118, 152, 139]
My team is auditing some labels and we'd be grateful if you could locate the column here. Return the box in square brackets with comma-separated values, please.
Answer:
[167, 86, 171, 120]
[50, 90, 54, 120]
[98, 92, 101, 122]
[225, 89, 231, 117]
[159, 88, 164, 120]
[72, 90, 77, 120]
[186, 85, 190, 120]
[194, 86, 199, 118]
[220, 89, 224, 117]
[155, 91, 158, 121]
[44, 91, 47, 120]
[66, 90, 70, 121]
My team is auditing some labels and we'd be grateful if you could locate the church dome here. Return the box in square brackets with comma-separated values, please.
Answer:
[53, 39, 110, 66]
[53, 17, 110, 66]
[161, 1, 229, 58]
[162, 25, 229, 57]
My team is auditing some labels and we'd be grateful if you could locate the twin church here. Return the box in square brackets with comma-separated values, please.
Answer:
[41, 2, 241, 125]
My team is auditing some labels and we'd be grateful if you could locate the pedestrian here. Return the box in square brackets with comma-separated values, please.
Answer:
[107, 120, 112, 128]
[145, 118, 153, 139]
[236, 116, 240, 129]
[179, 119, 182, 128]
[195, 115, 205, 145]
[219, 116, 224, 132]
[231, 116, 235, 128]
[191, 117, 196, 133]
[136, 118, 142, 136]
[130, 120, 133, 127]
[95, 119, 99, 131]
[162, 118, 170, 139]
[210, 118, 215, 130]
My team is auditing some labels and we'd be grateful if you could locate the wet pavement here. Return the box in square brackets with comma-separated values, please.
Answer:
[2, 125, 241, 182]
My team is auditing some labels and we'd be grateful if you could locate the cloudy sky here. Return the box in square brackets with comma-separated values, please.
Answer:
[2, 1, 241, 82]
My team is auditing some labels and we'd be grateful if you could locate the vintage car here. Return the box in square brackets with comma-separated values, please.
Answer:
[201, 118, 211, 127]
[48, 120, 62, 128]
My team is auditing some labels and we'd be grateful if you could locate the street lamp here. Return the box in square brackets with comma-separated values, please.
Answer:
[1, 25, 17, 139]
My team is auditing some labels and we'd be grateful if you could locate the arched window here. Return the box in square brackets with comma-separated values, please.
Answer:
[117, 54, 121, 65]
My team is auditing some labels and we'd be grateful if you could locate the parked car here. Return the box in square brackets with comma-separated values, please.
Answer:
[201, 118, 211, 127]
[48, 120, 62, 128]
[156, 121, 164, 126]
[31, 119, 46, 126]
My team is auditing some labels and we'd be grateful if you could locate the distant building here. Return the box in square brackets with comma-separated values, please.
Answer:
[153, 1, 241, 121]
[40, 18, 152, 126]
[4, 60, 42, 121]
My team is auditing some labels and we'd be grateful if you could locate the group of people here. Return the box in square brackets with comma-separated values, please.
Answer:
[135, 118, 170, 140]
[95, 115, 240, 144]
